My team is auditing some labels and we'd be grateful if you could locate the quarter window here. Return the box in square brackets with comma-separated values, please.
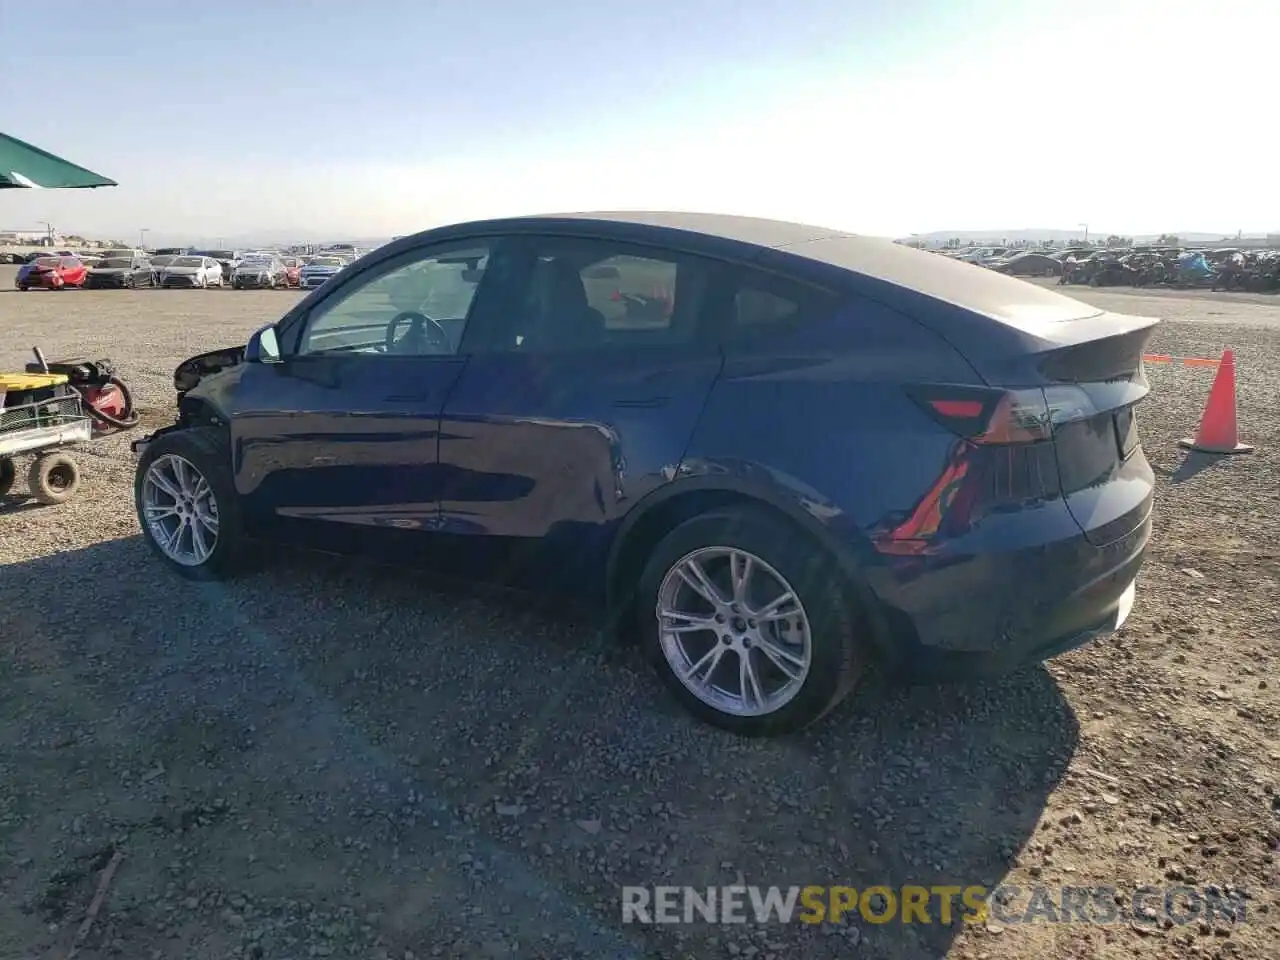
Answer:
[724, 272, 840, 340]
[735, 287, 802, 327]
[298, 245, 490, 357]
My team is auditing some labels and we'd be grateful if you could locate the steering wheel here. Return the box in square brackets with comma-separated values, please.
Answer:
[384, 311, 451, 354]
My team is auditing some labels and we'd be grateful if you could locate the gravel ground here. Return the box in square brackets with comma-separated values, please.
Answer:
[1, 272, 1277, 960]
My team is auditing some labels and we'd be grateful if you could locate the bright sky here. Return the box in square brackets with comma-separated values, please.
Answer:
[1, 0, 1276, 243]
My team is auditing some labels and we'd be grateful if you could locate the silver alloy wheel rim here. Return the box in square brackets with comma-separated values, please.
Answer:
[656, 546, 812, 717]
[141, 454, 219, 566]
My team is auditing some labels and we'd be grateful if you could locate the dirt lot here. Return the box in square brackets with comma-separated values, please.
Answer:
[1, 272, 1277, 960]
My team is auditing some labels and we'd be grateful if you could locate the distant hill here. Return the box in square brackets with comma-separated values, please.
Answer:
[904, 228, 1255, 245]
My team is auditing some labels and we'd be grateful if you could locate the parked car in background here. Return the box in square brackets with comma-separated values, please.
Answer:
[194, 249, 244, 283]
[148, 254, 177, 277]
[956, 246, 1010, 265]
[281, 257, 303, 287]
[86, 255, 157, 289]
[14, 259, 41, 286]
[158, 255, 224, 288]
[16, 255, 88, 290]
[232, 257, 288, 289]
[131, 211, 1157, 736]
[991, 252, 1063, 277]
[298, 255, 345, 289]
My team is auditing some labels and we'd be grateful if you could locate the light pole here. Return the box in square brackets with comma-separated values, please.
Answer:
[1078, 222, 1089, 244]
[139, 228, 149, 251]
[38, 221, 53, 246]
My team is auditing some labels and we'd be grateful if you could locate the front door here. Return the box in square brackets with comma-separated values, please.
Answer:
[233, 240, 498, 557]
[437, 236, 723, 598]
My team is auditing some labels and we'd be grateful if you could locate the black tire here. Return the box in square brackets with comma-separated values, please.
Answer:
[124, 274, 134, 289]
[0, 457, 16, 496]
[134, 425, 245, 580]
[28, 452, 80, 505]
[635, 506, 868, 736]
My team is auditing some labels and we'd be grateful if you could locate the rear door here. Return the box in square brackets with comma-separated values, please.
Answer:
[436, 235, 723, 597]
[232, 240, 498, 556]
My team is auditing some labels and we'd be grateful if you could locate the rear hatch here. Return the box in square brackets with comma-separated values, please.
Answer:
[777, 240, 1160, 545]
[1025, 313, 1156, 544]
[911, 287, 1158, 547]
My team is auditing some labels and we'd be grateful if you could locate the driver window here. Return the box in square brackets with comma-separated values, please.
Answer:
[298, 244, 491, 357]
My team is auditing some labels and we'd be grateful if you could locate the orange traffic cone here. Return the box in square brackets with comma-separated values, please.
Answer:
[1178, 349, 1253, 454]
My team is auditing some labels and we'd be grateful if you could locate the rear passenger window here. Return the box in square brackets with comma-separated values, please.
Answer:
[488, 239, 709, 353]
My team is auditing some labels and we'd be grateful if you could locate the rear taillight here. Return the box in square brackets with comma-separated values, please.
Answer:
[908, 386, 1055, 444]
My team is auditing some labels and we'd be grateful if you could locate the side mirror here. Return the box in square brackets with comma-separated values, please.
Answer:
[245, 324, 282, 363]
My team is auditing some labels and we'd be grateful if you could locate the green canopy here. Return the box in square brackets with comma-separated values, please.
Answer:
[0, 132, 116, 189]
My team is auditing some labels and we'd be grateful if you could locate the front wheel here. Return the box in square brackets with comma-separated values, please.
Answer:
[135, 426, 246, 580]
[636, 507, 869, 736]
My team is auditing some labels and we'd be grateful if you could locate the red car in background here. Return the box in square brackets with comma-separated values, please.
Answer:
[16, 255, 88, 290]
[281, 257, 303, 288]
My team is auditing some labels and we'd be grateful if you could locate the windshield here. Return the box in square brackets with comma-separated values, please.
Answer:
[151, 255, 176, 266]
[98, 258, 133, 268]
[173, 257, 203, 267]
[310, 257, 343, 267]
[205, 250, 235, 260]
[34, 257, 59, 267]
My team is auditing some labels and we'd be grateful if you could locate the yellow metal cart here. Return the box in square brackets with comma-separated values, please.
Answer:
[0, 371, 92, 504]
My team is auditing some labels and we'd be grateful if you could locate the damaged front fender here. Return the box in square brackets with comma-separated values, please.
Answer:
[174, 345, 246, 394]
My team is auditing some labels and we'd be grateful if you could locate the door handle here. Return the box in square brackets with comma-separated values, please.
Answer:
[611, 396, 670, 409]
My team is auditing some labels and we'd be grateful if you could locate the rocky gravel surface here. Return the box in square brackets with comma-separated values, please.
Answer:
[1, 273, 1277, 959]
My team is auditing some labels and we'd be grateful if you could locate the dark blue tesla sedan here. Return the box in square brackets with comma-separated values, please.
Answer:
[132, 212, 1157, 736]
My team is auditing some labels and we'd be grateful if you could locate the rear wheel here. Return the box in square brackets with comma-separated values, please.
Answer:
[28, 452, 80, 505]
[636, 507, 868, 736]
[135, 426, 245, 580]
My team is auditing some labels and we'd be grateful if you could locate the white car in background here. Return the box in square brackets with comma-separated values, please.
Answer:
[158, 255, 225, 289]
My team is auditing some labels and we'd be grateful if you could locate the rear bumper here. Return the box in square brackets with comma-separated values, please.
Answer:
[870, 495, 1152, 680]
